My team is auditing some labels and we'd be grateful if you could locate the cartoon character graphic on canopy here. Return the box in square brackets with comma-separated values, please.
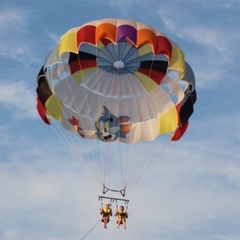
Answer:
[95, 106, 132, 142]
[67, 106, 132, 142]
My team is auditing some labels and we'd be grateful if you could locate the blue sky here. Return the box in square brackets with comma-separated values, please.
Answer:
[0, 0, 240, 240]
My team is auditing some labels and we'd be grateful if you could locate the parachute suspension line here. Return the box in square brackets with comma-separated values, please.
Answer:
[47, 65, 84, 162]
[95, 139, 104, 188]
[116, 67, 125, 190]
[93, 61, 111, 184]
[54, 60, 102, 186]
[50, 120, 102, 188]
[124, 144, 130, 187]
[121, 66, 141, 189]
[102, 112, 115, 188]
[56, 47, 102, 188]
[101, 59, 123, 190]
[97, 38, 133, 194]
[117, 141, 125, 189]
[123, 142, 130, 189]
[95, 42, 107, 187]
[125, 142, 156, 191]
[114, 48, 133, 193]
[127, 138, 171, 193]
[121, 51, 178, 191]
[94, 42, 119, 189]
[48, 59, 103, 186]
[126, 42, 147, 188]
[49, 120, 81, 160]
[124, 142, 149, 189]
[120, 65, 140, 189]
[50, 122, 91, 166]
[95, 43, 114, 188]
[93, 45, 104, 188]
[79, 219, 100, 240]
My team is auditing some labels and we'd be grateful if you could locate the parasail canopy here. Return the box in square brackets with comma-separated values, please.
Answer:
[36, 18, 196, 144]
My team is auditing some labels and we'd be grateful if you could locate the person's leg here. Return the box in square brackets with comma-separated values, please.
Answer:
[122, 218, 126, 229]
[117, 219, 120, 229]
[103, 217, 107, 228]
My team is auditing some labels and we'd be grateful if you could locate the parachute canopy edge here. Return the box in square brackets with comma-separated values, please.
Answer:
[35, 18, 197, 143]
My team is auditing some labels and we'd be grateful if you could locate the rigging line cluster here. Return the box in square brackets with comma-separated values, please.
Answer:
[126, 138, 171, 193]
[50, 121, 102, 188]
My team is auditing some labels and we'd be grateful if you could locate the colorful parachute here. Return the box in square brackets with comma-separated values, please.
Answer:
[37, 18, 196, 144]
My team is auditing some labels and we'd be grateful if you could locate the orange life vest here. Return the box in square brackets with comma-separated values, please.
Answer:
[117, 210, 127, 219]
[102, 208, 111, 217]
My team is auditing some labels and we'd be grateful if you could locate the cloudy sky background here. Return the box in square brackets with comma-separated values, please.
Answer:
[0, 0, 240, 239]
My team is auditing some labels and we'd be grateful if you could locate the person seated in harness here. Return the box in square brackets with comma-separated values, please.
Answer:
[100, 202, 112, 229]
[115, 205, 128, 229]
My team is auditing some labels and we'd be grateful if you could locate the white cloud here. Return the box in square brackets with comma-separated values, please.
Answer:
[0, 80, 37, 120]
[0, 7, 37, 65]
[157, 7, 236, 53]
[203, 0, 240, 9]
[215, 235, 240, 240]
[222, 165, 240, 184]
[155, 5, 240, 89]
[0, 8, 27, 31]
[0, 160, 90, 240]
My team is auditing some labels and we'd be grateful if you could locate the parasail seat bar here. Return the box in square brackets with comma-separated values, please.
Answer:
[98, 196, 130, 205]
